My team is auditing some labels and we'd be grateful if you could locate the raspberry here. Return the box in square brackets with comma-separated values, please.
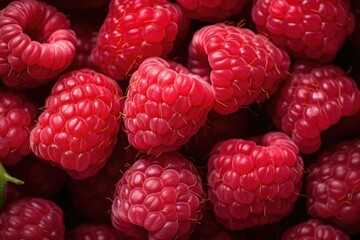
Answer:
[68, 224, 125, 240]
[68, 131, 138, 224]
[269, 63, 360, 154]
[252, 0, 355, 63]
[0, 0, 77, 88]
[281, 219, 350, 240]
[0, 88, 38, 165]
[175, 0, 247, 22]
[6, 153, 66, 199]
[91, 0, 187, 80]
[187, 23, 290, 115]
[305, 138, 360, 235]
[0, 197, 65, 239]
[111, 152, 206, 240]
[123, 57, 215, 156]
[30, 68, 123, 179]
[207, 131, 304, 230]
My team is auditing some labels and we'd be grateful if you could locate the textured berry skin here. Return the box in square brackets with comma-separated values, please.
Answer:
[123, 57, 215, 156]
[175, 0, 247, 22]
[187, 23, 290, 115]
[0, 197, 65, 240]
[0, 0, 77, 88]
[91, 0, 187, 80]
[252, 0, 355, 63]
[68, 224, 125, 240]
[0, 89, 37, 165]
[111, 152, 206, 240]
[30, 68, 123, 179]
[281, 219, 349, 240]
[207, 131, 304, 230]
[270, 64, 360, 154]
[6, 153, 66, 199]
[305, 138, 360, 235]
[68, 131, 138, 224]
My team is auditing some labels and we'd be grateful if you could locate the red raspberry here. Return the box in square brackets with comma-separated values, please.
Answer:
[0, 0, 77, 88]
[111, 152, 206, 240]
[175, 0, 247, 22]
[68, 131, 138, 224]
[91, 0, 188, 81]
[6, 153, 66, 199]
[281, 219, 350, 240]
[187, 23, 290, 115]
[305, 138, 360, 235]
[30, 68, 123, 179]
[207, 131, 304, 230]
[252, 0, 355, 63]
[269, 63, 360, 154]
[123, 57, 215, 156]
[68, 224, 126, 240]
[0, 197, 65, 239]
[0, 89, 38, 165]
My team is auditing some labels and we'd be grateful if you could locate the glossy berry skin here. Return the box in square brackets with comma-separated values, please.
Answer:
[111, 152, 206, 240]
[270, 64, 360, 154]
[252, 0, 355, 63]
[175, 0, 247, 22]
[30, 68, 123, 179]
[281, 219, 349, 240]
[0, 89, 37, 165]
[207, 131, 304, 231]
[187, 23, 290, 115]
[0, 0, 77, 88]
[91, 0, 187, 80]
[68, 224, 125, 240]
[0, 197, 65, 240]
[306, 138, 360, 235]
[123, 57, 215, 156]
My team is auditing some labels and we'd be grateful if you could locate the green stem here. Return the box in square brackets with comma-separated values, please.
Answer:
[0, 163, 24, 210]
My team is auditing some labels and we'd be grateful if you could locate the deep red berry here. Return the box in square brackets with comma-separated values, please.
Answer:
[123, 57, 215, 156]
[0, 197, 65, 240]
[111, 152, 206, 240]
[68, 224, 125, 240]
[269, 63, 360, 154]
[252, 0, 355, 63]
[282, 219, 349, 240]
[0, 89, 37, 165]
[30, 68, 123, 179]
[207, 131, 304, 230]
[176, 0, 247, 22]
[306, 138, 360, 235]
[187, 23, 290, 115]
[0, 0, 77, 88]
[91, 0, 188, 80]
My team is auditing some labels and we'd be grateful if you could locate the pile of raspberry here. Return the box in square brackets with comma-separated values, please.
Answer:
[1, 0, 360, 239]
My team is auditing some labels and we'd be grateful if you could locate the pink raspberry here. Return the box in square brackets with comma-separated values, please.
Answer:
[111, 152, 206, 240]
[282, 219, 349, 240]
[269, 63, 360, 154]
[187, 23, 290, 115]
[123, 57, 215, 156]
[175, 0, 247, 22]
[91, 0, 188, 80]
[0, 0, 77, 88]
[252, 0, 355, 63]
[30, 68, 123, 179]
[0, 197, 65, 239]
[68, 224, 126, 240]
[207, 131, 304, 230]
[305, 138, 360, 235]
[68, 131, 138, 224]
[0, 89, 38, 165]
